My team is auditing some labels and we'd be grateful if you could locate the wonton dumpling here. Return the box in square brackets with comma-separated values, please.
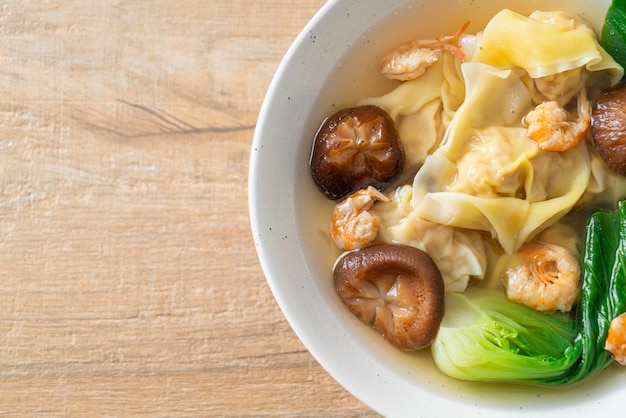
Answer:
[473, 9, 623, 82]
[372, 185, 487, 292]
[411, 62, 592, 254]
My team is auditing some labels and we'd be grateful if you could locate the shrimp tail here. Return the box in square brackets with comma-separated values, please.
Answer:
[419, 20, 470, 61]
[440, 20, 470, 61]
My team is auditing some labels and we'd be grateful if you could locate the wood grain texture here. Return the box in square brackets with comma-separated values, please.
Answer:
[0, 0, 378, 415]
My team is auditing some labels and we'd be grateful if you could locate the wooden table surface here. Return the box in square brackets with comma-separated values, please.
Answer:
[0, 0, 378, 415]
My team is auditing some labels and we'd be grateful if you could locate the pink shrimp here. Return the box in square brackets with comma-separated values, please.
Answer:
[329, 186, 391, 251]
[524, 89, 591, 152]
[380, 21, 469, 81]
[606, 313, 626, 365]
[504, 242, 581, 313]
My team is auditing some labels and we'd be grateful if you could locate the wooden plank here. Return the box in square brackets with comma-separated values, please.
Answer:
[0, 0, 378, 415]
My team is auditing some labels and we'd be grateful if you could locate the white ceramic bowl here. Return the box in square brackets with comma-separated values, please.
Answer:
[249, 0, 626, 416]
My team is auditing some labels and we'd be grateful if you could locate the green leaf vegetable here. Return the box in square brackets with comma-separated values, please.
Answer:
[602, 0, 626, 68]
[431, 201, 626, 385]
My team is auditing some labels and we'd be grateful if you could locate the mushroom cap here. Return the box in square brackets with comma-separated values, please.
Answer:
[591, 83, 626, 176]
[333, 244, 445, 351]
[310, 105, 404, 201]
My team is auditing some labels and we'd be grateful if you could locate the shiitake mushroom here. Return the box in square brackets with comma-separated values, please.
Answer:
[333, 244, 445, 351]
[591, 82, 626, 176]
[310, 105, 404, 201]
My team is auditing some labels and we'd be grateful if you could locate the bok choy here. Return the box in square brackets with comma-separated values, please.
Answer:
[431, 201, 626, 385]
[602, 0, 626, 68]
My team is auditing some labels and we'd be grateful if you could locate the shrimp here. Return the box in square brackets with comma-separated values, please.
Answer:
[503, 241, 581, 313]
[523, 89, 591, 152]
[380, 21, 469, 81]
[606, 313, 626, 365]
[330, 186, 391, 251]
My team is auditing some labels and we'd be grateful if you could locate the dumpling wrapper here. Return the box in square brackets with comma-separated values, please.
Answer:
[472, 9, 623, 82]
